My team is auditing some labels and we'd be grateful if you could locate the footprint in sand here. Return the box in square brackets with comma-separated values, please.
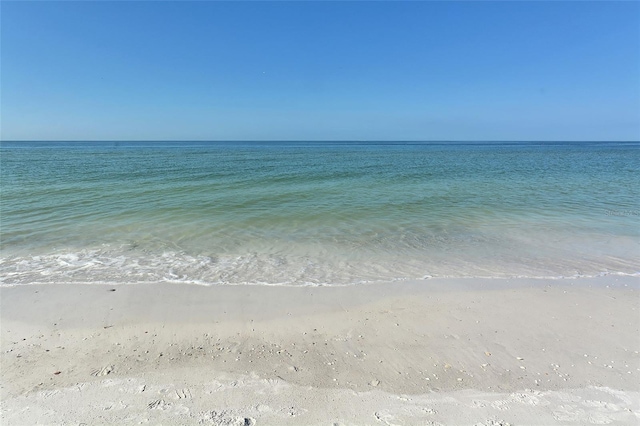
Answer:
[490, 400, 510, 411]
[374, 410, 398, 426]
[197, 410, 255, 425]
[40, 389, 61, 399]
[147, 399, 170, 410]
[475, 420, 512, 426]
[509, 392, 541, 406]
[91, 365, 114, 376]
[175, 388, 193, 399]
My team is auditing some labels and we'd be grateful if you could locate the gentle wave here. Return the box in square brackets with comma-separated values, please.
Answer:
[2, 141, 639, 287]
[1, 245, 638, 287]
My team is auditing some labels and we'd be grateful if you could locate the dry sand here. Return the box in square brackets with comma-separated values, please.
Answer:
[1, 276, 639, 425]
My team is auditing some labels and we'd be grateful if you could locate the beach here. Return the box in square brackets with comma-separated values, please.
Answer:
[3, 0, 640, 423]
[1, 141, 638, 424]
[2, 276, 638, 425]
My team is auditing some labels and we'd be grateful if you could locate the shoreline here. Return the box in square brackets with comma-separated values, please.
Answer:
[2, 276, 639, 425]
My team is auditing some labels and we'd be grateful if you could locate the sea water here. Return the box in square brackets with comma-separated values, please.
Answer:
[1, 141, 638, 286]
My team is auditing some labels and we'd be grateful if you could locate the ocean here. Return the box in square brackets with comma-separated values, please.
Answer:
[1, 141, 638, 286]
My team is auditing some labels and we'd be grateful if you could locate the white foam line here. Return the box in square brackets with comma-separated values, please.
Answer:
[1, 271, 638, 288]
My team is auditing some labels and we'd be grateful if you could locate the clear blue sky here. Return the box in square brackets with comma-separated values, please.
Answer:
[2, 1, 639, 141]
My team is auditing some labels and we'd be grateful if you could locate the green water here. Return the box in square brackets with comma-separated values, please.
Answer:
[1, 141, 638, 285]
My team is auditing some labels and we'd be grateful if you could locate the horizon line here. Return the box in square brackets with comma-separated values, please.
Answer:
[2, 139, 639, 143]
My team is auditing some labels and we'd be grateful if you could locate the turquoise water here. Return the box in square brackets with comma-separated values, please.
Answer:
[1, 141, 638, 286]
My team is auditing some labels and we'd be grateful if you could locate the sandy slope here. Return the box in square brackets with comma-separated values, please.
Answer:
[1, 277, 639, 425]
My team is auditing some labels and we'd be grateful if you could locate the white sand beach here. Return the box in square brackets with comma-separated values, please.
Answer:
[1, 276, 639, 425]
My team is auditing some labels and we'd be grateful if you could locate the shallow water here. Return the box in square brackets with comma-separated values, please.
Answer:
[1, 141, 638, 285]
